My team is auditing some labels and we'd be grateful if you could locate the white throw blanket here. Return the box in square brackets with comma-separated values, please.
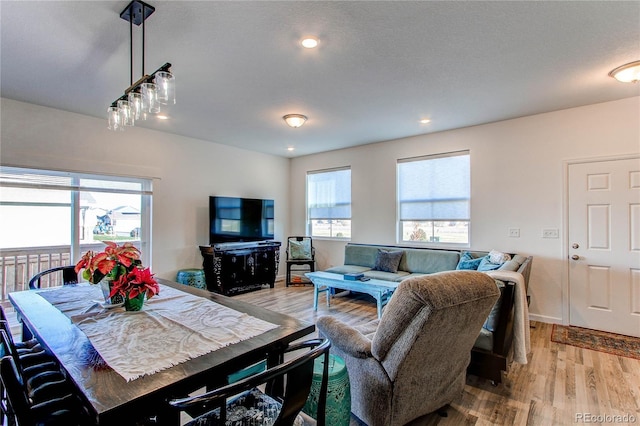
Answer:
[484, 270, 530, 364]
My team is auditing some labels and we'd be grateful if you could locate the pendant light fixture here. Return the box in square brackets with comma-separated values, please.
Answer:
[108, 1, 175, 131]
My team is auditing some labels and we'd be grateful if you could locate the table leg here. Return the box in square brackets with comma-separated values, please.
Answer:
[326, 286, 331, 307]
[376, 293, 383, 319]
[313, 284, 319, 311]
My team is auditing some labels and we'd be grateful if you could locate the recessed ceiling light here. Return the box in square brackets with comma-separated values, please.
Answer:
[301, 37, 319, 49]
[287, 147, 295, 152]
[157, 115, 169, 120]
[419, 119, 431, 124]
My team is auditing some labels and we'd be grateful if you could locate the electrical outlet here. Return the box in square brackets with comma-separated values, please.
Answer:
[542, 228, 559, 238]
[508, 228, 520, 238]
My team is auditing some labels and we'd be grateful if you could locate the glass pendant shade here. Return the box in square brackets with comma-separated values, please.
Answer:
[154, 71, 176, 105]
[118, 100, 135, 126]
[128, 92, 145, 120]
[107, 106, 123, 131]
[141, 82, 161, 114]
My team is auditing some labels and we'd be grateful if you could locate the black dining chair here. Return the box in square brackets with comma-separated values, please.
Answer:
[0, 355, 94, 426]
[169, 338, 331, 426]
[28, 266, 78, 290]
[285, 236, 315, 287]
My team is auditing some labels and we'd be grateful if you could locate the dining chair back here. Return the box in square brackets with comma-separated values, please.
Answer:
[28, 266, 78, 290]
[169, 338, 331, 426]
[0, 355, 94, 426]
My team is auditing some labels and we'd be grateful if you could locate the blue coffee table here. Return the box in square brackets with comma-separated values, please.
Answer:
[305, 271, 399, 319]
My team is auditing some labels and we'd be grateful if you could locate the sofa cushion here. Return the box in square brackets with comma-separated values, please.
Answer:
[488, 249, 511, 264]
[456, 252, 483, 270]
[400, 249, 460, 274]
[498, 259, 520, 271]
[343, 245, 382, 268]
[394, 272, 427, 282]
[324, 265, 372, 275]
[373, 249, 404, 273]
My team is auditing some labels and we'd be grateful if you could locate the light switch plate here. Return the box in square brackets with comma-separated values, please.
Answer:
[542, 228, 559, 238]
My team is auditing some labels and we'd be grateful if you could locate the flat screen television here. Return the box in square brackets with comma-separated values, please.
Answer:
[209, 196, 275, 244]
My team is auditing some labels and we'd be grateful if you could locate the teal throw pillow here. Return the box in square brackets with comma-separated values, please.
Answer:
[289, 240, 312, 260]
[456, 252, 483, 270]
[373, 249, 404, 273]
[477, 256, 501, 271]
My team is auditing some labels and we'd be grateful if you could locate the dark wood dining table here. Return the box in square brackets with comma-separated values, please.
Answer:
[9, 278, 315, 425]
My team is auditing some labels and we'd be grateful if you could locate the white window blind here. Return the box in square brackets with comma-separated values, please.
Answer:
[398, 152, 470, 221]
[307, 168, 351, 220]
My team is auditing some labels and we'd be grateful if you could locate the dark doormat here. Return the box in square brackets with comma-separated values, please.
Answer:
[551, 324, 640, 360]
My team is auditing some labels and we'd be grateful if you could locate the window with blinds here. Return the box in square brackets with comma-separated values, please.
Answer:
[397, 151, 470, 245]
[306, 167, 351, 239]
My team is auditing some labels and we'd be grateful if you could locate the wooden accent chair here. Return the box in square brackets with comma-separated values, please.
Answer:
[285, 236, 315, 286]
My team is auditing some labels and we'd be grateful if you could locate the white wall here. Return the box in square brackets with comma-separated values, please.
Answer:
[290, 96, 640, 324]
[0, 98, 291, 280]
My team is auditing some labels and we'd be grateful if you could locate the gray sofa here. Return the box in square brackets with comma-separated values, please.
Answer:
[323, 243, 533, 384]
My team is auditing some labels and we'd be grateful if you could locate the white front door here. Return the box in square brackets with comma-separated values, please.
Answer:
[568, 157, 640, 337]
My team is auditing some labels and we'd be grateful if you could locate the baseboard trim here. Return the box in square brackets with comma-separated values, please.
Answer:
[528, 313, 562, 324]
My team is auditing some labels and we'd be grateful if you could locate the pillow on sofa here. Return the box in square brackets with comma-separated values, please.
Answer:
[488, 249, 511, 264]
[498, 259, 520, 272]
[477, 256, 501, 271]
[456, 252, 483, 270]
[373, 249, 403, 273]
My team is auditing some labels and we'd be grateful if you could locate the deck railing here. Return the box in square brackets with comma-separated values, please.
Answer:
[0, 244, 108, 305]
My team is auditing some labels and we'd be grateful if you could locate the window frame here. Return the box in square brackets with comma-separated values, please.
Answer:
[0, 166, 153, 266]
[306, 166, 352, 240]
[396, 151, 471, 248]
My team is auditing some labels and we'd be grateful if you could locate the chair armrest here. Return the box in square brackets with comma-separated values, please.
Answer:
[316, 316, 372, 359]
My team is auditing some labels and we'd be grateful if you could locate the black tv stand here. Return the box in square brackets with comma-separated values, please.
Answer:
[199, 241, 281, 296]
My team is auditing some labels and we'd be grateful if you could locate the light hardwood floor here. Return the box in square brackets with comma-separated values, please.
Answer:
[235, 282, 640, 426]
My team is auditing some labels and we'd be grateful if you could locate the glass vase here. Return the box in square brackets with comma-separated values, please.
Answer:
[99, 278, 124, 305]
[124, 292, 145, 311]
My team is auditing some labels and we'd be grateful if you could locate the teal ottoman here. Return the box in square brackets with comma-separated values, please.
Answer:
[303, 354, 351, 426]
[176, 269, 206, 290]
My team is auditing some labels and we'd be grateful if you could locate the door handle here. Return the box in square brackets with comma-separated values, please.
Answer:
[571, 255, 579, 260]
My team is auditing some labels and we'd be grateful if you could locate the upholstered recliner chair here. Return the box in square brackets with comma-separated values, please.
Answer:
[316, 270, 500, 426]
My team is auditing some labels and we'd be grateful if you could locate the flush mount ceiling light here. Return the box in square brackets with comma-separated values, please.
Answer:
[419, 119, 431, 124]
[107, 1, 176, 131]
[283, 114, 307, 128]
[608, 60, 640, 83]
[301, 36, 319, 49]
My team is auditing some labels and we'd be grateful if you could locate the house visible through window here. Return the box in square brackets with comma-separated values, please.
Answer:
[397, 151, 470, 245]
[307, 167, 351, 239]
[0, 166, 153, 270]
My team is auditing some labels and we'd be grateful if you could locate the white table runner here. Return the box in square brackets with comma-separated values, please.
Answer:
[38, 284, 279, 381]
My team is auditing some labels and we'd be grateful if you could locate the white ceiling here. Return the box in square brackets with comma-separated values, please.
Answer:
[2, 1, 639, 158]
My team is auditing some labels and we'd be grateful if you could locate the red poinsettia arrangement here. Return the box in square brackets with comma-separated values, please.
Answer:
[75, 241, 159, 300]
